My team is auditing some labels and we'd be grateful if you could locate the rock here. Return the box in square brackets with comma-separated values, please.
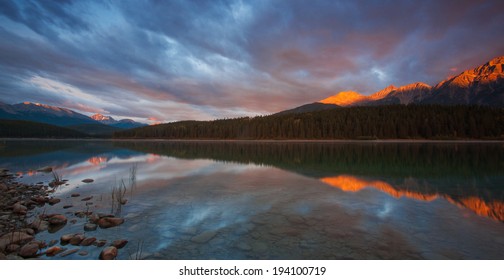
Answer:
[21, 228, 35, 235]
[0, 231, 34, 250]
[88, 213, 100, 224]
[0, 252, 6, 260]
[6, 244, 20, 253]
[48, 240, 58, 247]
[60, 234, 75, 244]
[18, 242, 39, 258]
[30, 219, 49, 232]
[37, 166, 53, 173]
[84, 223, 97, 231]
[48, 198, 61, 205]
[81, 196, 93, 201]
[71, 193, 80, 197]
[81, 237, 97, 246]
[48, 214, 67, 226]
[32, 196, 47, 204]
[81, 179, 94, 183]
[69, 234, 85, 246]
[191, 230, 217, 243]
[45, 246, 63, 257]
[13, 202, 27, 215]
[63, 205, 73, 209]
[99, 246, 118, 260]
[98, 217, 124, 229]
[60, 248, 79, 257]
[78, 250, 88, 256]
[94, 240, 107, 247]
[112, 239, 128, 249]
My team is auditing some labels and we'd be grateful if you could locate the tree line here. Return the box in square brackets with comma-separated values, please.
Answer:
[114, 105, 504, 140]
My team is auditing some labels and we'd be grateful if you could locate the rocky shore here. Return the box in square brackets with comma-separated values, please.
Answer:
[0, 168, 127, 260]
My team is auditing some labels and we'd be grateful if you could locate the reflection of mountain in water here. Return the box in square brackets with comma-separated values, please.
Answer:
[114, 141, 504, 222]
[0, 140, 144, 172]
[321, 175, 504, 222]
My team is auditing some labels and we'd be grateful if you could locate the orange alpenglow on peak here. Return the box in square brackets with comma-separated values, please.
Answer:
[369, 84, 397, 100]
[319, 91, 366, 106]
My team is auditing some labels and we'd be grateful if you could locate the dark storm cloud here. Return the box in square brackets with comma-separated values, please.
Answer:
[0, 0, 503, 122]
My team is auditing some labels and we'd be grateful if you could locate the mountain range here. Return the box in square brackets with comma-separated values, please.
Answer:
[278, 56, 504, 115]
[0, 102, 147, 136]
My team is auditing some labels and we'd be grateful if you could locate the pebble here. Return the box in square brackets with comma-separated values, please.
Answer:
[60, 234, 76, 244]
[71, 193, 80, 197]
[98, 217, 124, 229]
[94, 240, 107, 247]
[81, 179, 94, 183]
[81, 237, 97, 246]
[84, 223, 98, 231]
[48, 214, 67, 226]
[112, 239, 128, 249]
[45, 246, 64, 257]
[48, 198, 61, 205]
[78, 250, 89, 256]
[81, 196, 93, 201]
[63, 205, 73, 209]
[100, 246, 118, 260]
[60, 248, 79, 257]
[69, 234, 85, 246]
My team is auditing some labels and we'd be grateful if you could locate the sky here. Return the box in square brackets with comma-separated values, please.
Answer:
[0, 0, 503, 123]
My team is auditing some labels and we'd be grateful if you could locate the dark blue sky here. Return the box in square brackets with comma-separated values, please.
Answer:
[1, 0, 503, 123]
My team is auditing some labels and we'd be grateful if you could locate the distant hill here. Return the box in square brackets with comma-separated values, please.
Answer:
[280, 56, 504, 113]
[275, 102, 339, 116]
[0, 119, 87, 138]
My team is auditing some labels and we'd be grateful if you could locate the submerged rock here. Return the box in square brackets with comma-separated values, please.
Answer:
[112, 239, 128, 249]
[81, 237, 97, 246]
[69, 234, 85, 246]
[48, 214, 67, 226]
[84, 223, 97, 231]
[71, 193, 80, 197]
[98, 217, 124, 229]
[99, 246, 118, 260]
[81, 179, 94, 183]
[60, 248, 79, 257]
[37, 166, 53, 173]
[48, 198, 61, 205]
[94, 240, 107, 247]
[45, 246, 63, 257]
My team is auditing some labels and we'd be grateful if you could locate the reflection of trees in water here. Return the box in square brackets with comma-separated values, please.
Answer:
[115, 141, 504, 222]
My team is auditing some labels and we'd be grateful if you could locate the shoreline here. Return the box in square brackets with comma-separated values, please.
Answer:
[2, 138, 504, 143]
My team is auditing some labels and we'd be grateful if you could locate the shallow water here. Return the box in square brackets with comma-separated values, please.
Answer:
[1, 140, 503, 259]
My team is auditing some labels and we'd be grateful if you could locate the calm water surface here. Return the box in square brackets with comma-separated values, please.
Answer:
[1, 140, 503, 259]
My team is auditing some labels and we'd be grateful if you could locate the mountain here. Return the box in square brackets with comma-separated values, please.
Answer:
[422, 56, 504, 105]
[0, 102, 99, 126]
[319, 91, 366, 106]
[91, 113, 147, 129]
[279, 55, 504, 114]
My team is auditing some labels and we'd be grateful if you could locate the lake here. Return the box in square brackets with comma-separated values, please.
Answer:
[1, 140, 503, 259]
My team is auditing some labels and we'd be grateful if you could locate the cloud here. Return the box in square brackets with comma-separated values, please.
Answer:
[0, 0, 503, 121]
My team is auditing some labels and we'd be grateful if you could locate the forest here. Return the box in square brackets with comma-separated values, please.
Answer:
[114, 105, 504, 140]
[0, 119, 87, 138]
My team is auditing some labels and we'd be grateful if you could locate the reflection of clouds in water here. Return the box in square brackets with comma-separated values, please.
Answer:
[378, 201, 393, 218]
